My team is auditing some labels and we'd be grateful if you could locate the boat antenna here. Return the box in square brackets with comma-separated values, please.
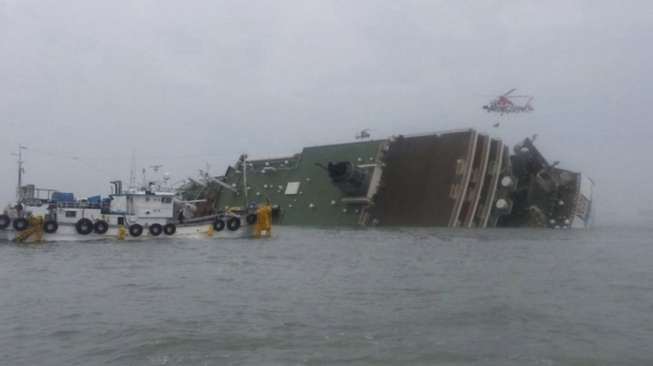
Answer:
[129, 150, 136, 190]
[11, 145, 27, 201]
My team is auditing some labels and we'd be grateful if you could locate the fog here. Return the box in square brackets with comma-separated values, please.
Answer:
[1, 0, 651, 225]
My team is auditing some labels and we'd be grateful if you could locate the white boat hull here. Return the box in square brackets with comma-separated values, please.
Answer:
[0, 222, 259, 243]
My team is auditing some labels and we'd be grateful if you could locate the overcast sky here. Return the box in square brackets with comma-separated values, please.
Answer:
[1, 0, 651, 224]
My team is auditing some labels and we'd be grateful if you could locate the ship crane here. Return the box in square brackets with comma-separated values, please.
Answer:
[207, 177, 239, 194]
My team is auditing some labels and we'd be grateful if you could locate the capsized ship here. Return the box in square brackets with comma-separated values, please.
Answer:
[208, 129, 593, 229]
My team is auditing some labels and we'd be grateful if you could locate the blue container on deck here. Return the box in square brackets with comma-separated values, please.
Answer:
[87, 195, 102, 205]
[51, 192, 75, 203]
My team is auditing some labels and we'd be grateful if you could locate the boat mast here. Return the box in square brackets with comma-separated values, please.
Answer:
[14, 145, 27, 202]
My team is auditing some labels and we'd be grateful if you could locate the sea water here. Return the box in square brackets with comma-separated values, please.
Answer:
[1, 226, 652, 365]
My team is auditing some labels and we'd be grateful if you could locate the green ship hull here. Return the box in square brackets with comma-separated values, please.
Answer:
[200, 129, 592, 229]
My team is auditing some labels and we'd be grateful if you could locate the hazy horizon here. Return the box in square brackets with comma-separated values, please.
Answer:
[2, 0, 652, 225]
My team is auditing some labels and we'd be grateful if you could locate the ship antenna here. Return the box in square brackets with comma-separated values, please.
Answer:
[128, 150, 136, 190]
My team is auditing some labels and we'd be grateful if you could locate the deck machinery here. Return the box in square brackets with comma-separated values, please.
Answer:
[213, 129, 592, 229]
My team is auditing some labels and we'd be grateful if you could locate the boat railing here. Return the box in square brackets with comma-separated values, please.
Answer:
[52, 201, 103, 210]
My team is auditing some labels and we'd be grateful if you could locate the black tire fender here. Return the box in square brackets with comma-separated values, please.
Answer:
[43, 220, 58, 234]
[13, 218, 29, 231]
[129, 224, 143, 237]
[246, 213, 257, 225]
[213, 219, 225, 232]
[226, 217, 241, 231]
[0, 214, 10, 230]
[94, 220, 109, 234]
[163, 223, 176, 236]
[76, 218, 94, 235]
[149, 223, 163, 236]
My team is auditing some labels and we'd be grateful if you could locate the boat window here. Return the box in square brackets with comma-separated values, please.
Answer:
[65, 211, 77, 218]
[162, 197, 172, 204]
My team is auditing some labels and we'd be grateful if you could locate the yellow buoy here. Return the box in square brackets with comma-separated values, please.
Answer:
[255, 204, 272, 238]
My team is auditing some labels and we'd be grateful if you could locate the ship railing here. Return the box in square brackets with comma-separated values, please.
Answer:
[52, 201, 103, 209]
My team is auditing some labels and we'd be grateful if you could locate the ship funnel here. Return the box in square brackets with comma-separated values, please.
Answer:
[327, 161, 368, 196]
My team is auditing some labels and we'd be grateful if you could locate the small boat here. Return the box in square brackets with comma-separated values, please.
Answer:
[0, 156, 271, 243]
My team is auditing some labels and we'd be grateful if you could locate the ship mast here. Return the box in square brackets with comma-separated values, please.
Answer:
[242, 154, 248, 207]
[13, 145, 27, 202]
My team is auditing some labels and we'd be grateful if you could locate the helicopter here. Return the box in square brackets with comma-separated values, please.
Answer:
[482, 89, 534, 115]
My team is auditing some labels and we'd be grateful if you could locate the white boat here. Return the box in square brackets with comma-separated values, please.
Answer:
[0, 152, 271, 243]
[0, 185, 265, 243]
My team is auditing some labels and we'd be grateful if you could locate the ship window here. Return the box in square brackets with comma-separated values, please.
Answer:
[455, 159, 466, 175]
[162, 197, 172, 204]
[449, 184, 461, 199]
[118, 217, 125, 225]
[65, 211, 77, 218]
[285, 182, 301, 195]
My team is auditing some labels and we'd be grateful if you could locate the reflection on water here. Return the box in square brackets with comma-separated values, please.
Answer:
[1, 226, 652, 365]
